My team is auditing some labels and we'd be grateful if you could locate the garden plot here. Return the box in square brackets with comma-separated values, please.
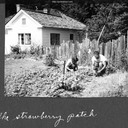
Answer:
[4, 58, 128, 97]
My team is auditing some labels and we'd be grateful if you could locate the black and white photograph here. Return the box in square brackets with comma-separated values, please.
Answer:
[4, 0, 128, 98]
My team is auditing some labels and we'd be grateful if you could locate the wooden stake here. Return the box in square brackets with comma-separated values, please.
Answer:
[63, 60, 66, 84]
[97, 25, 105, 46]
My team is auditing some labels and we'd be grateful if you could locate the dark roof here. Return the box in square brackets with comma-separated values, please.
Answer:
[5, 9, 86, 30]
[5, 14, 15, 24]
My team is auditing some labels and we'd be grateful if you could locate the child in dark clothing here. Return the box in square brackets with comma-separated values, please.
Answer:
[65, 56, 78, 72]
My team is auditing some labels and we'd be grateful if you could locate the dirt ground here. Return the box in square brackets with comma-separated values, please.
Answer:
[4, 58, 128, 97]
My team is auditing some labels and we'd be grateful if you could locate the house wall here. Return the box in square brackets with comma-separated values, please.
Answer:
[5, 12, 42, 54]
[5, 11, 83, 55]
[42, 27, 79, 47]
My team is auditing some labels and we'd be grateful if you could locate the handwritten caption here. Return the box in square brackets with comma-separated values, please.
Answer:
[0, 109, 97, 127]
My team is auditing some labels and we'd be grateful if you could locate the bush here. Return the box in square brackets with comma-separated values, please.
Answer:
[120, 54, 128, 71]
[80, 48, 92, 66]
[114, 51, 128, 72]
[106, 64, 116, 74]
[12, 51, 26, 59]
[30, 45, 44, 56]
[30, 45, 37, 55]
[45, 54, 55, 66]
[11, 45, 20, 54]
[10, 45, 28, 59]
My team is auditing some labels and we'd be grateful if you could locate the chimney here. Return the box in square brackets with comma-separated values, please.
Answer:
[16, 4, 21, 12]
[43, 8, 48, 13]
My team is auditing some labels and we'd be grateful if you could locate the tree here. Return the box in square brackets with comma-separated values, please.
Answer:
[57, 1, 97, 23]
[86, 2, 128, 43]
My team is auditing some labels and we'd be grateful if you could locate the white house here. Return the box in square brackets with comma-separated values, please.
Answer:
[5, 7, 86, 54]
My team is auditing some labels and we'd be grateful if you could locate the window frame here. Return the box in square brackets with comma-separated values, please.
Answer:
[22, 18, 26, 25]
[70, 34, 74, 41]
[25, 33, 31, 45]
[50, 33, 60, 46]
[18, 33, 31, 45]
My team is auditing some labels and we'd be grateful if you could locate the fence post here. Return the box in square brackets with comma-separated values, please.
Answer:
[111, 40, 116, 64]
[127, 31, 128, 49]
[105, 42, 108, 59]
[114, 39, 118, 66]
[121, 35, 125, 53]
[46, 47, 51, 55]
[92, 39, 97, 52]
[108, 41, 112, 62]
[100, 43, 104, 55]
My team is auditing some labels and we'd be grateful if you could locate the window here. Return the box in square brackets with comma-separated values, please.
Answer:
[18, 34, 24, 45]
[50, 33, 60, 45]
[22, 18, 26, 25]
[70, 34, 74, 40]
[18, 33, 31, 45]
[25, 34, 31, 45]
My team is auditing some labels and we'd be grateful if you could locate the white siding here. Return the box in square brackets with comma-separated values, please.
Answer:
[42, 28, 78, 47]
[5, 13, 42, 54]
[5, 11, 82, 55]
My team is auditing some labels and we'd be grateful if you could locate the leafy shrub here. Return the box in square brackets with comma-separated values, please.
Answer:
[30, 45, 37, 55]
[45, 54, 56, 66]
[113, 50, 128, 72]
[11, 45, 20, 54]
[120, 54, 128, 71]
[80, 48, 92, 66]
[30, 45, 44, 56]
[10, 45, 28, 59]
[13, 50, 27, 59]
[106, 63, 117, 74]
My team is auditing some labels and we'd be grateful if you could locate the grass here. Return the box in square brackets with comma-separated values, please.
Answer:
[96, 72, 128, 97]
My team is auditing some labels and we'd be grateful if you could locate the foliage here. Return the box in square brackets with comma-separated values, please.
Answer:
[45, 54, 56, 66]
[12, 52, 26, 59]
[53, 2, 128, 43]
[117, 52, 128, 71]
[110, 48, 128, 71]
[57, 2, 128, 43]
[4, 66, 92, 97]
[9, 44, 45, 60]
[10, 45, 26, 59]
[59, 2, 128, 43]
[87, 3, 128, 42]
[60, 3, 89, 23]
[105, 51, 128, 74]
[30, 45, 44, 56]
[7, 1, 128, 44]
[106, 64, 117, 74]
[5, 58, 128, 97]
[100, 85, 127, 97]
[11, 45, 20, 54]
[80, 48, 91, 66]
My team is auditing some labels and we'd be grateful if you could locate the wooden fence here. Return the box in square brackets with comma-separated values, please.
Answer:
[89, 35, 127, 63]
[45, 34, 128, 65]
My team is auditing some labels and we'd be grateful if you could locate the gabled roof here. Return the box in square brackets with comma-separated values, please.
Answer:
[5, 14, 15, 24]
[5, 8, 86, 30]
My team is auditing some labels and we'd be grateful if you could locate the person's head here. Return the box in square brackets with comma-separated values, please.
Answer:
[72, 56, 78, 64]
[94, 51, 100, 59]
